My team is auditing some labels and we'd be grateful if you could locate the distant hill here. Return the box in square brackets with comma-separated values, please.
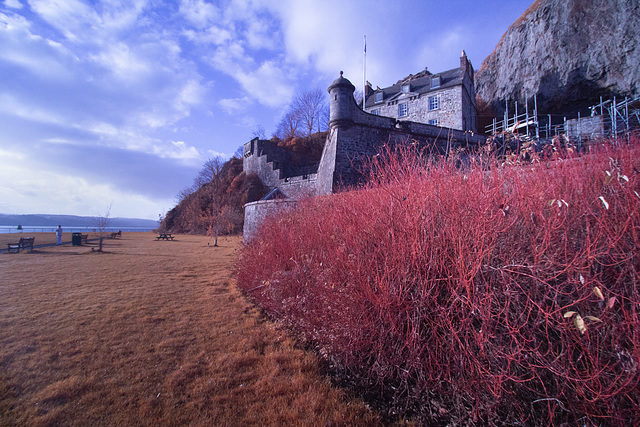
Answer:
[0, 213, 158, 228]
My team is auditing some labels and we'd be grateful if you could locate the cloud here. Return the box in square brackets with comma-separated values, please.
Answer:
[89, 42, 150, 81]
[0, 167, 173, 219]
[0, 93, 68, 126]
[235, 61, 293, 107]
[179, 0, 221, 29]
[183, 26, 231, 45]
[0, 12, 76, 80]
[0, 143, 185, 219]
[414, 28, 466, 72]
[28, 0, 99, 42]
[4, 0, 23, 10]
[153, 140, 200, 161]
[218, 96, 252, 114]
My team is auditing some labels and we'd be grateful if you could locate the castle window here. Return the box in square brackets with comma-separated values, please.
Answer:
[428, 95, 439, 111]
[398, 103, 408, 117]
[375, 92, 383, 103]
[431, 76, 440, 88]
[371, 109, 380, 115]
[402, 84, 410, 93]
[428, 119, 439, 126]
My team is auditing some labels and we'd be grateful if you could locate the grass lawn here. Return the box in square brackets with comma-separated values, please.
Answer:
[0, 233, 380, 426]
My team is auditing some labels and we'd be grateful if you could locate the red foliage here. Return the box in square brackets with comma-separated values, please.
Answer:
[237, 137, 640, 425]
[163, 158, 266, 234]
[277, 131, 328, 167]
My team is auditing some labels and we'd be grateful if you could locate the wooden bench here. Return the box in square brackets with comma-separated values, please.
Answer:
[156, 233, 174, 240]
[109, 231, 122, 239]
[7, 237, 35, 253]
[80, 234, 89, 244]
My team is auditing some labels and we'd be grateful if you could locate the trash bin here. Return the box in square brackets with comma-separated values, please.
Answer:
[72, 232, 82, 246]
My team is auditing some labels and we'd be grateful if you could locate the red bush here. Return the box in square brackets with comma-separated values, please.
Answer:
[237, 137, 640, 425]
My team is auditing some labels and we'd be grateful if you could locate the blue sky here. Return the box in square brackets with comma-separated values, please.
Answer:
[0, 0, 533, 220]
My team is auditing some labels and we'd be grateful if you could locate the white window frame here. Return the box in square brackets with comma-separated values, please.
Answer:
[398, 103, 408, 117]
[375, 92, 383, 103]
[428, 119, 439, 126]
[431, 76, 440, 89]
[371, 109, 380, 115]
[428, 95, 439, 111]
[402, 84, 410, 93]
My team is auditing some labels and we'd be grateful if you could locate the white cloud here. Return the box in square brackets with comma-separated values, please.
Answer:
[152, 140, 200, 161]
[177, 79, 205, 110]
[183, 26, 232, 45]
[4, 0, 22, 9]
[219, 96, 251, 114]
[28, 0, 99, 42]
[235, 61, 293, 107]
[0, 147, 25, 160]
[0, 94, 68, 126]
[244, 13, 278, 51]
[269, 1, 364, 75]
[179, 0, 221, 29]
[90, 42, 150, 80]
[414, 28, 466, 72]
[0, 163, 170, 219]
[0, 12, 75, 79]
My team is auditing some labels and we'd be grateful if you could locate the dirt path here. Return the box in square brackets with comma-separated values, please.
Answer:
[0, 233, 379, 426]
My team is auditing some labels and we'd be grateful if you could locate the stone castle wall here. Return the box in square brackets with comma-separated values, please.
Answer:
[243, 74, 486, 240]
[243, 137, 319, 199]
[243, 199, 298, 243]
[318, 75, 485, 194]
[368, 85, 465, 130]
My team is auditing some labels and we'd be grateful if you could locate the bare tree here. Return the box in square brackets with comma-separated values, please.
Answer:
[252, 125, 266, 139]
[274, 109, 302, 140]
[201, 204, 239, 246]
[293, 89, 327, 135]
[233, 145, 244, 159]
[93, 203, 111, 252]
[318, 103, 330, 132]
[353, 88, 364, 108]
[274, 89, 329, 139]
[194, 156, 225, 188]
[175, 185, 195, 204]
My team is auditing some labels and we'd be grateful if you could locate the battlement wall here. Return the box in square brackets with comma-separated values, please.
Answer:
[319, 77, 485, 194]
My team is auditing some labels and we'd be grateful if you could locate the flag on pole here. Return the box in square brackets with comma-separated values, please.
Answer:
[363, 35, 367, 109]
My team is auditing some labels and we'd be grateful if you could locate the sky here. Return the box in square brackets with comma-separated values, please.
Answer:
[0, 0, 534, 220]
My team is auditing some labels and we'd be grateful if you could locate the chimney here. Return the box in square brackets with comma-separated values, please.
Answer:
[364, 81, 373, 97]
[460, 50, 468, 69]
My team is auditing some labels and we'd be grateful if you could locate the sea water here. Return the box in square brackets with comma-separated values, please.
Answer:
[0, 226, 156, 234]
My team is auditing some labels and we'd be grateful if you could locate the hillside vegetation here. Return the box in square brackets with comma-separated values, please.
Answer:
[238, 137, 640, 425]
[161, 132, 327, 236]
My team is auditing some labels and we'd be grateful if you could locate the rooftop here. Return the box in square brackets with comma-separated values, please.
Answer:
[365, 65, 465, 109]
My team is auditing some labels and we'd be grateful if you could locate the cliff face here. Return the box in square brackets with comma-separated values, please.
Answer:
[476, 0, 640, 117]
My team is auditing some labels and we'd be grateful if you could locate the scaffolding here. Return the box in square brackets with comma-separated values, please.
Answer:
[587, 95, 640, 142]
[485, 94, 640, 142]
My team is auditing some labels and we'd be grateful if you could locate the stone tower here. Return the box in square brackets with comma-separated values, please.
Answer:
[327, 71, 356, 128]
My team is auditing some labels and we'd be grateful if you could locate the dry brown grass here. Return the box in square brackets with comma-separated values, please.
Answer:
[0, 233, 381, 426]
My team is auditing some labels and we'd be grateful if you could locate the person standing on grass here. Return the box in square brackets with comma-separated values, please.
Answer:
[56, 225, 62, 245]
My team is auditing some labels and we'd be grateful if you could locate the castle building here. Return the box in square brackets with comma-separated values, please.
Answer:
[364, 51, 477, 133]
[243, 70, 486, 241]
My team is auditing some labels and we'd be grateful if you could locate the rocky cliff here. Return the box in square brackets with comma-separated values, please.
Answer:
[476, 0, 640, 118]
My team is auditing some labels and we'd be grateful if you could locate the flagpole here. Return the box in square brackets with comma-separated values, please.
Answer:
[363, 35, 367, 109]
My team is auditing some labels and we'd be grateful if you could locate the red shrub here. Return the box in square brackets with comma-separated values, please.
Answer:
[237, 137, 640, 425]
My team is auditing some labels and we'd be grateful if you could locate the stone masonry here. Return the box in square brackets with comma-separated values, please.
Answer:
[364, 51, 477, 133]
[242, 73, 486, 241]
